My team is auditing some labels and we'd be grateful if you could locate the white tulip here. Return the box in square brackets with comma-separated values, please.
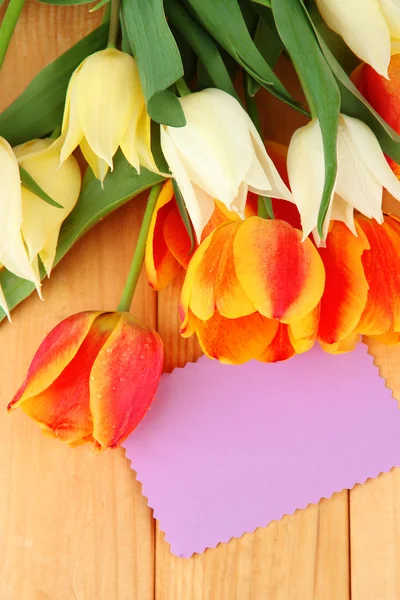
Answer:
[287, 114, 400, 242]
[160, 88, 292, 240]
[316, 0, 400, 77]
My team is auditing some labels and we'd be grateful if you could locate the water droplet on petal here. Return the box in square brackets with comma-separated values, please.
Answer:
[119, 377, 125, 382]
[90, 376, 95, 381]
[106, 348, 113, 354]
[139, 354, 145, 360]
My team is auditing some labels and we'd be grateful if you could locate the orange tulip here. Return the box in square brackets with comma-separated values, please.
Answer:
[145, 144, 300, 291]
[8, 311, 163, 449]
[180, 217, 325, 364]
[317, 214, 400, 352]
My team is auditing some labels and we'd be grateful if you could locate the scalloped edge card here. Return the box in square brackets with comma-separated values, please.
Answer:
[124, 343, 400, 558]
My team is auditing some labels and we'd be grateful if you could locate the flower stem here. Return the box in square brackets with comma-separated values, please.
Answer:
[258, 195, 274, 220]
[117, 184, 162, 313]
[107, 0, 121, 49]
[175, 77, 191, 97]
[0, 0, 25, 70]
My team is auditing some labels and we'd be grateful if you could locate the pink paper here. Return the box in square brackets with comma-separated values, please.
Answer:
[124, 344, 400, 558]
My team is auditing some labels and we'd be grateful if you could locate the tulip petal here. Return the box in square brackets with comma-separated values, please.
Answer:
[246, 117, 292, 201]
[330, 195, 357, 236]
[320, 332, 360, 354]
[234, 217, 325, 322]
[287, 119, 328, 238]
[90, 313, 163, 448]
[0, 138, 40, 288]
[60, 68, 84, 164]
[12, 313, 119, 445]
[160, 126, 215, 240]
[77, 49, 141, 169]
[289, 305, 320, 354]
[316, 0, 391, 77]
[180, 232, 216, 331]
[379, 0, 400, 41]
[80, 137, 109, 182]
[259, 324, 296, 363]
[318, 220, 370, 344]
[16, 139, 81, 274]
[145, 180, 182, 290]
[190, 223, 256, 320]
[195, 311, 279, 365]
[338, 115, 400, 216]
[9, 311, 102, 409]
[171, 89, 254, 203]
[163, 202, 193, 268]
[357, 214, 400, 334]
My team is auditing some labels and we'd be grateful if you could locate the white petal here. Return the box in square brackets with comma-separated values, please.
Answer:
[340, 114, 400, 213]
[168, 89, 254, 206]
[330, 194, 358, 235]
[80, 137, 109, 182]
[287, 120, 328, 239]
[379, 0, 400, 40]
[160, 127, 214, 241]
[316, 0, 391, 77]
[230, 182, 248, 218]
[246, 116, 292, 200]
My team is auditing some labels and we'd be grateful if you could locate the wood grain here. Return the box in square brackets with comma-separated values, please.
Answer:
[1, 3, 399, 599]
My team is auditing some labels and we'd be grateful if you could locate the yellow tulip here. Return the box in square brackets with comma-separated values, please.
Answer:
[59, 48, 156, 182]
[0, 136, 81, 305]
[15, 138, 81, 277]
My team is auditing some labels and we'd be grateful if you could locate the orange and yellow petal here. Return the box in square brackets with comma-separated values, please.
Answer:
[145, 180, 182, 290]
[317, 220, 370, 345]
[288, 305, 320, 354]
[234, 217, 325, 323]
[9, 311, 102, 409]
[320, 332, 361, 354]
[162, 201, 194, 269]
[259, 324, 296, 363]
[356, 215, 400, 335]
[195, 311, 279, 365]
[90, 313, 163, 449]
[13, 312, 119, 445]
[190, 222, 255, 320]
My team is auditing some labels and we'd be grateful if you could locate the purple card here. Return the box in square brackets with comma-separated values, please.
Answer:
[124, 343, 400, 557]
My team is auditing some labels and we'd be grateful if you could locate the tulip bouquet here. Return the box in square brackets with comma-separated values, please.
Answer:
[2, 0, 400, 448]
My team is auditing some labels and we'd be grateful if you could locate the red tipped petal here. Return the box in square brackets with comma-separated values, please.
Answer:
[9, 311, 102, 409]
[12, 312, 119, 445]
[90, 313, 164, 449]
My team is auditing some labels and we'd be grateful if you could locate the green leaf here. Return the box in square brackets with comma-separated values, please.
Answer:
[182, 0, 307, 115]
[0, 153, 164, 321]
[271, 0, 340, 237]
[252, 0, 271, 6]
[121, 0, 185, 126]
[0, 24, 108, 146]
[19, 165, 63, 209]
[247, 9, 283, 96]
[172, 179, 195, 254]
[165, 0, 238, 100]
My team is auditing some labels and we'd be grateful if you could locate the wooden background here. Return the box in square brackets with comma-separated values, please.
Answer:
[1, 3, 400, 599]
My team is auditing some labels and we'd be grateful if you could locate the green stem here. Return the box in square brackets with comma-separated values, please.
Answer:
[175, 77, 191, 97]
[107, 0, 121, 48]
[117, 184, 162, 313]
[101, 2, 112, 24]
[0, 0, 25, 70]
[258, 195, 274, 220]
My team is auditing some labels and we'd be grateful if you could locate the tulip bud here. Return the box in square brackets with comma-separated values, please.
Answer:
[8, 311, 164, 449]
[59, 48, 156, 182]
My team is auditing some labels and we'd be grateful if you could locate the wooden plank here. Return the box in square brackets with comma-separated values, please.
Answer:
[350, 342, 400, 600]
[0, 4, 155, 599]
